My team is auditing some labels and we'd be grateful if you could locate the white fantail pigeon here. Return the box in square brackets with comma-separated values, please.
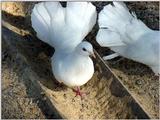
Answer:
[31, 2, 97, 97]
[96, 2, 160, 75]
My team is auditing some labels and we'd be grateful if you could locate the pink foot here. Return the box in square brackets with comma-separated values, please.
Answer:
[72, 87, 86, 99]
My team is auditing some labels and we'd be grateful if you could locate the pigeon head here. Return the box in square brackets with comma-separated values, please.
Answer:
[75, 41, 96, 58]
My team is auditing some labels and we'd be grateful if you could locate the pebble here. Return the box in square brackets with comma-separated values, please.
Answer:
[135, 79, 142, 85]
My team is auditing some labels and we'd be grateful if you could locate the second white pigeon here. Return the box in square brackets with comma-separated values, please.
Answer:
[31, 2, 97, 97]
[96, 2, 160, 75]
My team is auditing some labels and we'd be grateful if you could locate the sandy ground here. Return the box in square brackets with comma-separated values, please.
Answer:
[2, 38, 62, 119]
[1, 1, 159, 119]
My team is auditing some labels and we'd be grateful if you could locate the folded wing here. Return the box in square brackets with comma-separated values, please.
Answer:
[96, 2, 151, 47]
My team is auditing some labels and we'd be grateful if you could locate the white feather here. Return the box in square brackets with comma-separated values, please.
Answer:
[96, 2, 160, 74]
[31, 2, 97, 87]
[31, 2, 51, 45]
[31, 2, 97, 53]
[96, 29, 125, 47]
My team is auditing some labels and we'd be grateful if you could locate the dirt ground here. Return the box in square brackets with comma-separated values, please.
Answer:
[2, 40, 45, 119]
[1, 1, 159, 119]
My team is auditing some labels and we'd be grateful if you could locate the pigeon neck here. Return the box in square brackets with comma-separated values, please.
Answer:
[72, 50, 89, 59]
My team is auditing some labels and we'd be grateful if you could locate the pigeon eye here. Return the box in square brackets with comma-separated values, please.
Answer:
[82, 48, 87, 51]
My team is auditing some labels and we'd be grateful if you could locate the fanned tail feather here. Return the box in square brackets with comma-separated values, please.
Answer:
[31, 2, 97, 51]
[31, 2, 52, 46]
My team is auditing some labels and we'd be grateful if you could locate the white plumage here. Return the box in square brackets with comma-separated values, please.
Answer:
[96, 2, 160, 75]
[31, 2, 97, 90]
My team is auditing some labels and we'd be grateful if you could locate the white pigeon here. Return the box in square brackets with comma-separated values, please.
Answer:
[31, 2, 97, 97]
[96, 2, 160, 75]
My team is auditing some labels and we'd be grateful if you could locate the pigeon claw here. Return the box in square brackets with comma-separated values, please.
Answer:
[73, 87, 86, 99]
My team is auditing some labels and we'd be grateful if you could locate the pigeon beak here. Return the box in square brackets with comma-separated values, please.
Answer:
[90, 52, 96, 58]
